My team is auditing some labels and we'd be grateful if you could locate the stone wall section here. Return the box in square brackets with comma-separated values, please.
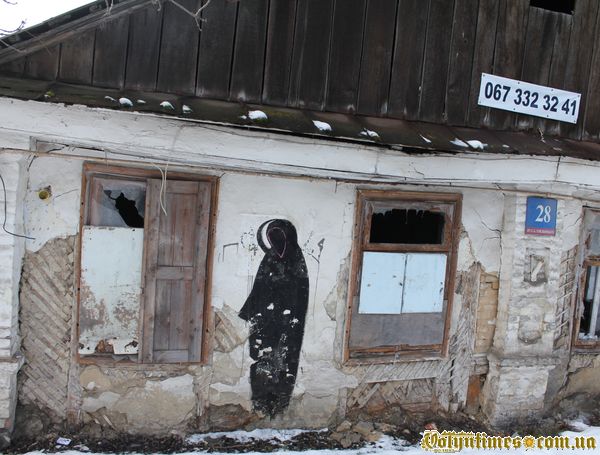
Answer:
[481, 197, 583, 427]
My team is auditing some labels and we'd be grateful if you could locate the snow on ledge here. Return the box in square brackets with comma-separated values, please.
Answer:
[450, 138, 469, 148]
[466, 140, 487, 150]
[360, 129, 380, 139]
[248, 110, 268, 121]
[313, 120, 332, 132]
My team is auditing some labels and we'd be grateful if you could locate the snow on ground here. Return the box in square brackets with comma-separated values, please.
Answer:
[17, 421, 600, 454]
[186, 428, 327, 444]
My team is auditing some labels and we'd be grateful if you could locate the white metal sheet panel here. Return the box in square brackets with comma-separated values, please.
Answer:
[358, 251, 446, 315]
[358, 251, 406, 314]
[79, 226, 144, 355]
[402, 253, 446, 313]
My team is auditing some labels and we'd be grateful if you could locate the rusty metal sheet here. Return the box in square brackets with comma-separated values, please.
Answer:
[559, 138, 600, 161]
[2, 72, 600, 161]
[243, 103, 316, 134]
[304, 111, 366, 141]
[79, 226, 143, 356]
[408, 122, 473, 153]
[358, 116, 429, 150]
[493, 131, 559, 157]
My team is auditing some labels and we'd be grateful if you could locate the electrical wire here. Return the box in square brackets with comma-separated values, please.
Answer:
[0, 171, 35, 240]
[151, 162, 169, 216]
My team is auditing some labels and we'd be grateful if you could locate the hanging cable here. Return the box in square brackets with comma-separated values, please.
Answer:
[0, 172, 35, 240]
[151, 162, 169, 217]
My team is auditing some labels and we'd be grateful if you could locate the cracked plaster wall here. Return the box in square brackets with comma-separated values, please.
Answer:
[12, 152, 591, 432]
[480, 195, 583, 427]
[0, 152, 27, 432]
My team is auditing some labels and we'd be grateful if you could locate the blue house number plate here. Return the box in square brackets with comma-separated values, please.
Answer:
[525, 197, 557, 236]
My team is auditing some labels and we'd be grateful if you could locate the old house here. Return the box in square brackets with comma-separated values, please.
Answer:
[1, 0, 600, 442]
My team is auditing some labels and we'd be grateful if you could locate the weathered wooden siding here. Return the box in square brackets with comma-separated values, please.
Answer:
[2, 0, 600, 141]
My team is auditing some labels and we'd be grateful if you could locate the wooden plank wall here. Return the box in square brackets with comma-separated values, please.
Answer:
[3, 0, 600, 141]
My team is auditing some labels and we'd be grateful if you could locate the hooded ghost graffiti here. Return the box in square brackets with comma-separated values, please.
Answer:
[239, 219, 309, 417]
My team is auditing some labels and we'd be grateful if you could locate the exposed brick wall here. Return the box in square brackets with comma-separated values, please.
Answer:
[18, 236, 75, 420]
[475, 273, 499, 354]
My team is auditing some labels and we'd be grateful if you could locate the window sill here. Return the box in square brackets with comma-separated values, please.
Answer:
[572, 344, 600, 353]
[343, 350, 444, 367]
[78, 355, 206, 369]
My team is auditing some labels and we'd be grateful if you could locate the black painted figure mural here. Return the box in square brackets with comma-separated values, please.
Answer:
[239, 219, 309, 417]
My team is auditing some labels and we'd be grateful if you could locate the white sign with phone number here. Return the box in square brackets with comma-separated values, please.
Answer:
[478, 73, 581, 124]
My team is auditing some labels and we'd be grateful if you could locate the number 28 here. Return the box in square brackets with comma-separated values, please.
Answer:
[535, 205, 552, 223]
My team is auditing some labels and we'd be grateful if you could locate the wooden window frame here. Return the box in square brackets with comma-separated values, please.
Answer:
[76, 162, 218, 365]
[343, 189, 462, 363]
[572, 208, 600, 351]
[572, 258, 600, 351]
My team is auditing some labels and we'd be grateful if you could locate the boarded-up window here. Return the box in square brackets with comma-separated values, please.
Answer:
[346, 191, 461, 360]
[78, 167, 215, 364]
[141, 180, 212, 363]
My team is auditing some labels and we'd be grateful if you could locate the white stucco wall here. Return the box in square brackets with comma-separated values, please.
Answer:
[2, 99, 600, 432]
[23, 156, 81, 252]
[0, 152, 27, 430]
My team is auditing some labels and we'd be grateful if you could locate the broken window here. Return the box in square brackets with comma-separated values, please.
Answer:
[78, 165, 216, 364]
[346, 191, 461, 360]
[530, 0, 575, 15]
[87, 177, 146, 228]
[575, 210, 600, 347]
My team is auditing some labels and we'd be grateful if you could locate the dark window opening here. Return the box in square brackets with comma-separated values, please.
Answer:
[104, 190, 145, 228]
[87, 177, 146, 228]
[580, 265, 600, 339]
[530, 0, 575, 15]
[369, 209, 445, 244]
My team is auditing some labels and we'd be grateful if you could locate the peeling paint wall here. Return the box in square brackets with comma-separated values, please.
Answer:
[0, 152, 27, 433]
[480, 196, 584, 427]
[79, 226, 143, 356]
[7, 150, 590, 433]
[4, 147, 595, 434]
[4, 99, 600, 433]
[23, 156, 82, 252]
[12, 155, 514, 433]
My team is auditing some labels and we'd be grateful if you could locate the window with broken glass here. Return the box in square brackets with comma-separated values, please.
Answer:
[574, 209, 600, 349]
[78, 164, 216, 364]
[345, 190, 461, 360]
